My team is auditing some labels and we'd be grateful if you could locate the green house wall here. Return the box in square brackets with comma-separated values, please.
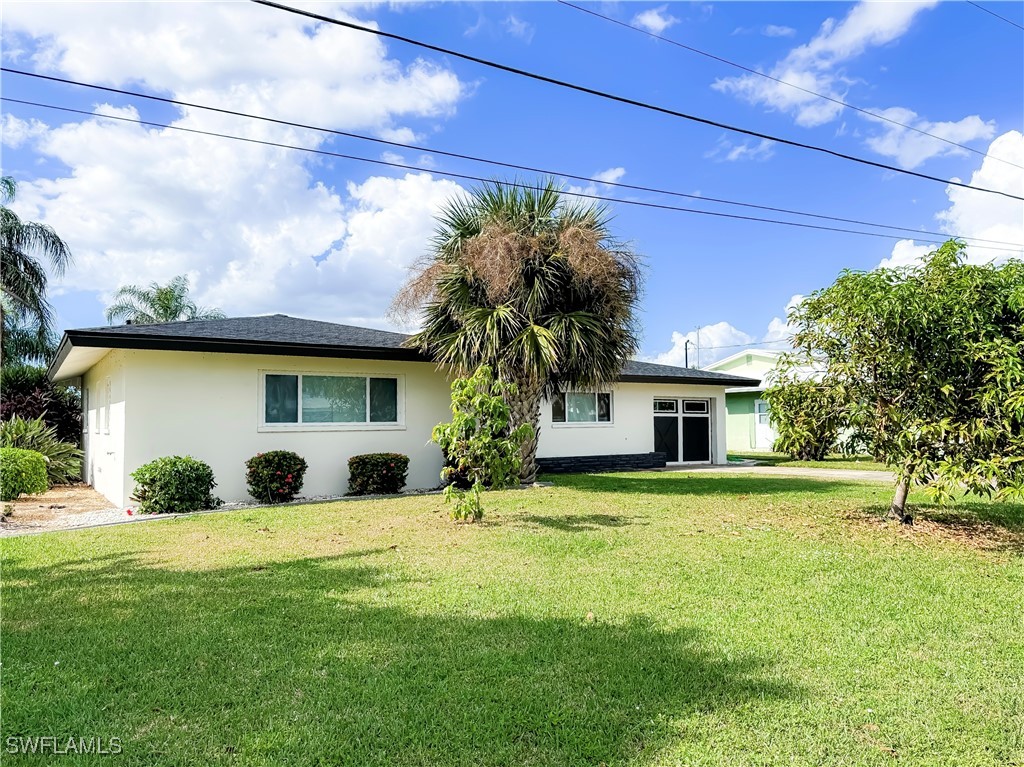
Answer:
[725, 390, 760, 452]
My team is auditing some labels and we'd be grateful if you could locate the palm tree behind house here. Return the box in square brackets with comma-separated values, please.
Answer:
[1, 176, 73, 365]
[106, 275, 226, 325]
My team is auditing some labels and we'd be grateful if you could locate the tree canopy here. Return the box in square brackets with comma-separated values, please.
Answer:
[106, 275, 226, 325]
[779, 240, 1024, 520]
[393, 180, 643, 481]
[1, 176, 72, 366]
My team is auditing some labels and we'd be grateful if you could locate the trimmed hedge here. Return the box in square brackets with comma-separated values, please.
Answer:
[245, 450, 308, 503]
[0, 415, 82, 486]
[130, 456, 219, 514]
[0, 447, 49, 501]
[348, 453, 409, 496]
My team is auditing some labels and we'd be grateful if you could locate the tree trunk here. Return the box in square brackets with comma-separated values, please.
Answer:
[889, 477, 912, 524]
[505, 374, 543, 484]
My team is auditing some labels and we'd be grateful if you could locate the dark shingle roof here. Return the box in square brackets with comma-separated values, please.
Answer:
[50, 314, 760, 386]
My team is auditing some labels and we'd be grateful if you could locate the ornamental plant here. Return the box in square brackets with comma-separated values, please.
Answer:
[432, 365, 533, 521]
[130, 455, 219, 514]
[347, 453, 410, 495]
[0, 447, 48, 501]
[0, 415, 82, 486]
[245, 450, 308, 503]
[0, 364, 82, 445]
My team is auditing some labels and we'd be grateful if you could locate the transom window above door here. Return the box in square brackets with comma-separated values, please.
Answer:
[261, 372, 401, 429]
[552, 392, 612, 424]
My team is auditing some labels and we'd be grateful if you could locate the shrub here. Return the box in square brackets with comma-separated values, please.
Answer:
[130, 456, 219, 514]
[763, 377, 845, 461]
[432, 365, 533, 521]
[347, 453, 410, 496]
[0, 365, 82, 445]
[245, 450, 308, 503]
[0, 415, 82, 486]
[0, 447, 48, 501]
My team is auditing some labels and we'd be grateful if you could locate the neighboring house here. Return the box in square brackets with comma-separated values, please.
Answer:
[49, 315, 759, 506]
[703, 349, 784, 452]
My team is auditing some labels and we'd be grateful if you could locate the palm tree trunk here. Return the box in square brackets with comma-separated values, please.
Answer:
[505, 374, 543, 484]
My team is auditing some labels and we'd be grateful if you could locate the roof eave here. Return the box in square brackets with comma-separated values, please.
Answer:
[619, 373, 761, 387]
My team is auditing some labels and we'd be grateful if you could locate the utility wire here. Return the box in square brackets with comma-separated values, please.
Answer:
[558, 0, 1024, 171]
[966, 1, 1024, 31]
[4, 73, 1020, 249]
[7, 96, 1020, 254]
[249, 0, 1024, 202]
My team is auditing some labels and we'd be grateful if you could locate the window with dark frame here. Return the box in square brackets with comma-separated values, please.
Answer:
[263, 373, 399, 425]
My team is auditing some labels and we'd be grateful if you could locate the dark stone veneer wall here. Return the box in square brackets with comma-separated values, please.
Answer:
[536, 452, 668, 474]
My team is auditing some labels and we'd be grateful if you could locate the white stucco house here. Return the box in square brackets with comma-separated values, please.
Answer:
[48, 315, 759, 506]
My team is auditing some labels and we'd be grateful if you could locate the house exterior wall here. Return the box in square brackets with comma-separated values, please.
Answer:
[81, 349, 128, 506]
[119, 350, 452, 503]
[79, 350, 734, 506]
[537, 382, 729, 465]
[725, 391, 758, 452]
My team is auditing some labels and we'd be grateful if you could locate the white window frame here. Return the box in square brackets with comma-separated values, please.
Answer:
[550, 390, 614, 428]
[754, 398, 771, 425]
[258, 370, 405, 432]
[103, 377, 112, 435]
[91, 385, 99, 435]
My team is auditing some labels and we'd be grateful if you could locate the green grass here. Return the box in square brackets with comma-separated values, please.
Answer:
[2, 473, 1022, 766]
[729, 450, 891, 471]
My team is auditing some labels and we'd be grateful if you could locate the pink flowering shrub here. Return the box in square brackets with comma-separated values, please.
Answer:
[347, 453, 409, 496]
[245, 450, 308, 503]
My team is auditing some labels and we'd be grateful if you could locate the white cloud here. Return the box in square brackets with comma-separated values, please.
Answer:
[2, 2, 471, 327]
[863, 107, 995, 169]
[632, 5, 679, 35]
[1, 114, 49, 148]
[763, 25, 796, 38]
[879, 130, 1024, 268]
[567, 167, 628, 198]
[3, 2, 464, 137]
[503, 15, 535, 43]
[592, 167, 626, 185]
[713, 1, 938, 128]
[704, 137, 775, 162]
[651, 295, 802, 368]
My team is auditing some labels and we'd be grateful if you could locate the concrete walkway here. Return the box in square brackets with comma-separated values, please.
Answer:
[658, 463, 896, 483]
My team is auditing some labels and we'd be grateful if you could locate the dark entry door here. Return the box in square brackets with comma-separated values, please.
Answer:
[682, 416, 711, 462]
[653, 416, 679, 462]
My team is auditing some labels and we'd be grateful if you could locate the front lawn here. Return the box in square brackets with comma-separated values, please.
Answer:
[730, 450, 890, 471]
[2, 473, 1021, 766]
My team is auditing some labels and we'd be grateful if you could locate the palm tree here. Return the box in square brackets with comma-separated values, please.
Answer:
[106, 275, 226, 325]
[1, 176, 73, 365]
[392, 179, 643, 481]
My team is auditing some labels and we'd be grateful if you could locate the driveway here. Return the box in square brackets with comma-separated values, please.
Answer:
[659, 464, 896, 483]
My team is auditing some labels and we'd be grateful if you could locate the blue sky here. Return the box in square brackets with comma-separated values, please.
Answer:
[2, 1, 1022, 365]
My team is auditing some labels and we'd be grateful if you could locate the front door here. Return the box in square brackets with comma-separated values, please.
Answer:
[653, 399, 712, 464]
[754, 398, 774, 450]
[653, 415, 679, 462]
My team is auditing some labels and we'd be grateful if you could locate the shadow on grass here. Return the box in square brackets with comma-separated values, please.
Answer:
[1, 550, 798, 766]
[520, 512, 643, 532]
[544, 472, 859, 497]
[859, 500, 1024, 552]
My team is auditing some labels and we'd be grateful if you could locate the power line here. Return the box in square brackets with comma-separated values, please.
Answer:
[557, 0, 1024, 171]
[7, 96, 1020, 254]
[250, 0, 1024, 202]
[966, 1, 1024, 31]
[4, 73, 1020, 250]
